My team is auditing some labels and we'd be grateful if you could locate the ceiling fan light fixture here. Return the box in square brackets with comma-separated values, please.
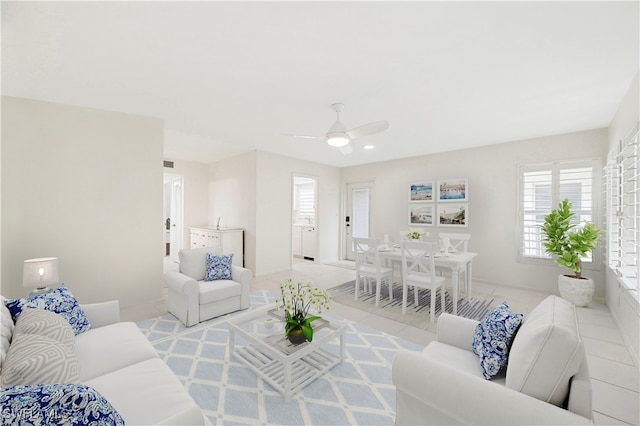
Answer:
[326, 133, 350, 147]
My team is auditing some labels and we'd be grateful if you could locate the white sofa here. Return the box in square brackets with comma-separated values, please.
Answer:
[164, 246, 252, 327]
[392, 295, 592, 425]
[1, 298, 205, 425]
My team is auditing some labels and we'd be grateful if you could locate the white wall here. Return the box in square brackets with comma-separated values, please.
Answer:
[1, 96, 164, 307]
[608, 71, 639, 152]
[341, 128, 608, 297]
[164, 160, 209, 250]
[605, 70, 640, 363]
[255, 151, 341, 276]
[206, 150, 340, 277]
[208, 151, 258, 272]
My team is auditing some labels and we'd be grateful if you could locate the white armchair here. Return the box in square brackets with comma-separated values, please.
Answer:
[392, 296, 592, 425]
[164, 247, 251, 327]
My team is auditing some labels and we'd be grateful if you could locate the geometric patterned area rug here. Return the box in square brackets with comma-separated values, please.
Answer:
[136, 291, 422, 425]
[328, 280, 494, 330]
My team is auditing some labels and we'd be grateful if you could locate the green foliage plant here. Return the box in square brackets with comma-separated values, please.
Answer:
[541, 199, 601, 279]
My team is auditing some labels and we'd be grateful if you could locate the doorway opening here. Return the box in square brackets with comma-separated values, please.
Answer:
[163, 173, 184, 263]
[292, 175, 317, 263]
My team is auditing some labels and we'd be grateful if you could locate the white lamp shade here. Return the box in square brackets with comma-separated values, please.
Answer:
[326, 133, 350, 147]
[23, 257, 59, 288]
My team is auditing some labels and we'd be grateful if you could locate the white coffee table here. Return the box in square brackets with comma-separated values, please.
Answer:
[227, 305, 347, 401]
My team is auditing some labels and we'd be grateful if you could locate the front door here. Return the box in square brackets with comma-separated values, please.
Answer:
[345, 182, 373, 260]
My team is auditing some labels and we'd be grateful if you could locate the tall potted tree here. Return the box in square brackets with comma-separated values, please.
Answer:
[541, 199, 601, 306]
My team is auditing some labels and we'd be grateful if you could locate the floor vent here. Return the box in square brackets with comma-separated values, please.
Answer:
[163, 160, 174, 168]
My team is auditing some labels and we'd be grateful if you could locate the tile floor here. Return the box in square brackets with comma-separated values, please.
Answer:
[123, 256, 639, 425]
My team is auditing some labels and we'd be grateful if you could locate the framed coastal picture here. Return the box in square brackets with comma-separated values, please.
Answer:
[438, 203, 468, 227]
[409, 182, 434, 202]
[438, 178, 468, 202]
[409, 203, 434, 225]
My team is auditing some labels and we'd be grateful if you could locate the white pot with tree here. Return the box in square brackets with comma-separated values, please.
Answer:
[541, 199, 601, 307]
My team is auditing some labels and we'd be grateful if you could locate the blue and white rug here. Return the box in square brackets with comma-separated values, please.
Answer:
[136, 291, 422, 425]
[328, 280, 495, 330]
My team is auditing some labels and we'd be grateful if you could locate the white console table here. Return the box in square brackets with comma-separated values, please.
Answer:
[189, 226, 244, 267]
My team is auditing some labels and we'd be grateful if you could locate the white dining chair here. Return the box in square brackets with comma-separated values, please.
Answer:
[400, 240, 446, 323]
[438, 232, 471, 297]
[438, 232, 471, 253]
[353, 237, 394, 307]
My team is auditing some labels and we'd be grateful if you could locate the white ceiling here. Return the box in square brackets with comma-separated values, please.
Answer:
[2, 1, 638, 167]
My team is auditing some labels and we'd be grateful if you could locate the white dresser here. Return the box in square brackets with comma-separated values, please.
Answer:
[189, 226, 244, 267]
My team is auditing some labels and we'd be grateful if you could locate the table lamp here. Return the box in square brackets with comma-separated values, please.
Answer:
[23, 257, 59, 294]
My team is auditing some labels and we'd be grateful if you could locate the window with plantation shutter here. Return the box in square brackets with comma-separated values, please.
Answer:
[296, 183, 315, 218]
[518, 159, 600, 267]
[604, 123, 639, 299]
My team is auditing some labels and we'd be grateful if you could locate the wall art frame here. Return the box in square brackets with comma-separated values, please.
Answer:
[438, 178, 468, 202]
[437, 203, 468, 227]
[409, 182, 434, 202]
[409, 203, 434, 226]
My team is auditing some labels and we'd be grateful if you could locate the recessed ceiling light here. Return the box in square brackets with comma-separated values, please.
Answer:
[364, 145, 374, 150]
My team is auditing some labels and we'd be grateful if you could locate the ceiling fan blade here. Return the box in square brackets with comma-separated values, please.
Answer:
[346, 120, 389, 139]
[338, 144, 353, 155]
[282, 133, 325, 140]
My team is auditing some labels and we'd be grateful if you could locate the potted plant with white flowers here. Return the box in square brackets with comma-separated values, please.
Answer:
[541, 199, 601, 306]
[275, 279, 332, 344]
[406, 227, 430, 241]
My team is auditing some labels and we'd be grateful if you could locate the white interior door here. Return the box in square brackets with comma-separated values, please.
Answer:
[164, 173, 184, 262]
[345, 182, 373, 260]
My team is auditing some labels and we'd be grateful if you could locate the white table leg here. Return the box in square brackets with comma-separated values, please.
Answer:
[451, 268, 459, 315]
[402, 282, 408, 314]
[340, 333, 345, 363]
[466, 261, 473, 301]
[284, 359, 292, 402]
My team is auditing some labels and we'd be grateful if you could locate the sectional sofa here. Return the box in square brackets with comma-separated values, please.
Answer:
[393, 295, 592, 425]
[1, 291, 204, 425]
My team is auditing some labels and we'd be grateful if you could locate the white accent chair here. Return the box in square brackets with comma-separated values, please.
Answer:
[400, 240, 446, 323]
[353, 237, 393, 307]
[392, 295, 592, 425]
[164, 246, 252, 327]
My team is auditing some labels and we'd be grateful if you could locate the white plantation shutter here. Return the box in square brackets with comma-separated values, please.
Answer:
[519, 159, 600, 266]
[297, 183, 315, 218]
[605, 123, 639, 298]
[521, 167, 552, 258]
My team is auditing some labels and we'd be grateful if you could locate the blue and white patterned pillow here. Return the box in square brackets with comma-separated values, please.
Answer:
[0, 383, 125, 426]
[204, 253, 234, 281]
[471, 301, 523, 379]
[4, 284, 91, 335]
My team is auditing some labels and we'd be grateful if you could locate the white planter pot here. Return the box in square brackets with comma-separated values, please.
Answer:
[558, 275, 594, 307]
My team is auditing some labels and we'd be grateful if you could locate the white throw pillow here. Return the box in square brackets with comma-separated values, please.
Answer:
[1, 309, 80, 387]
[505, 295, 583, 406]
[179, 246, 222, 281]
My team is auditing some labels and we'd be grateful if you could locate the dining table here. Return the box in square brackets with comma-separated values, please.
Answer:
[377, 245, 478, 316]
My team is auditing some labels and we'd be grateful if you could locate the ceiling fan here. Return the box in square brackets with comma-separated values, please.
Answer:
[285, 103, 389, 154]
